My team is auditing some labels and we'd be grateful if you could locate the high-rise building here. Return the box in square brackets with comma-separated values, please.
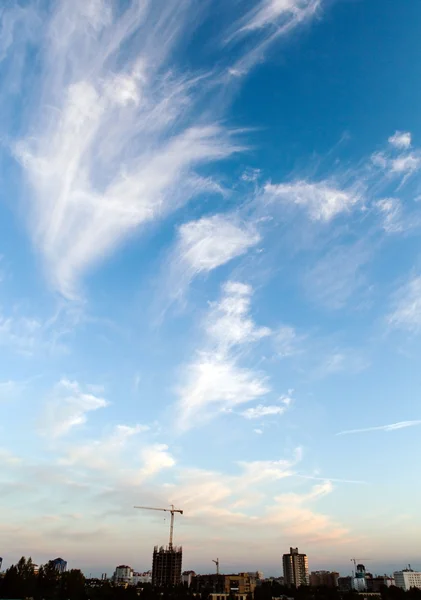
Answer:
[282, 547, 309, 587]
[310, 571, 339, 588]
[152, 545, 182, 586]
[393, 569, 421, 591]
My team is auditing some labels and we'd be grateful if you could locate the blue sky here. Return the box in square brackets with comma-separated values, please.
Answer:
[1, 0, 421, 578]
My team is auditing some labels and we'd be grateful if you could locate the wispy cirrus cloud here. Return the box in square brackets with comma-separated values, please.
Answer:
[337, 420, 421, 436]
[6, 0, 327, 300]
[234, 0, 321, 34]
[388, 275, 421, 331]
[264, 180, 363, 222]
[226, 0, 322, 77]
[40, 378, 108, 438]
[275, 325, 304, 358]
[11, 1, 243, 299]
[304, 241, 371, 309]
[176, 281, 271, 429]
[241, 392, 293, 419]
[375, 198, 403, 233]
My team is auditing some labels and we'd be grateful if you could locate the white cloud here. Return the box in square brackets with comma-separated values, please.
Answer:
[41, 379, 108, 438]
[264, 180, 361, 221]
[177, 215, 260, 273]
[388, 131, 412, 150]
[178, 354, 269, 430]
[375, 198, 403, 233]
[372, 151, 421, 176]
[238, 456, 297, 483]
[140, 444, 176, 477]
[206, 281, 271, 351]
[177, 281, 271, 429]
[388, 275, 421, 331]
[167, 214, 260, 302]
[242, 404, 286, 419]
[391, 153, 421, 174]
[337, 420, 421, 436]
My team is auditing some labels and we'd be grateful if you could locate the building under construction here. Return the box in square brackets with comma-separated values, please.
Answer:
[152, 545, 182, 586]
[135, 505, 184, 587]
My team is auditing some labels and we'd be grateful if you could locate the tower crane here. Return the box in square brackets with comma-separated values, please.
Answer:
[213, 558, 220, 575]
[134, 504, 183, 549]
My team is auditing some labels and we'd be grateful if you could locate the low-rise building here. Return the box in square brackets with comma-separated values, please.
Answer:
[338, 576, 353, 592]
[393, 569, 421, 591]
[133, 571, 152, 585]
[367, 576, 395, 592]
[224, 573, 257, 594]
[193, 573, 256, 595]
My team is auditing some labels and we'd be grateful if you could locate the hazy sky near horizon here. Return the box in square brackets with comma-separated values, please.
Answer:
[1, 0, 421, 577]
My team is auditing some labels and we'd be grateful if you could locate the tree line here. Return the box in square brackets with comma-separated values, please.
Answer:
[2, 559, 421, 600]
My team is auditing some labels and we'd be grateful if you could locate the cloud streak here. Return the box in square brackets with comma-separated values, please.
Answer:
[337, 420, 421, 436]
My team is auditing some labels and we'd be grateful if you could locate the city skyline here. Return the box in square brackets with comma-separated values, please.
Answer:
[1, 0, 421, 576]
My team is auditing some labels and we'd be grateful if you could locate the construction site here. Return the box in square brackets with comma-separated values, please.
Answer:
[134, 504, 184, 586]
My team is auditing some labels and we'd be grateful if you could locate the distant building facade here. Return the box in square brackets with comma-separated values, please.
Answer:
[283, 548, 309, 587]
[246, 571, 264, 581]
[193, 573, 256, 595]
[310, 571, 339, 588]
[182, 571, 196, 587]
[152, 546, 182, 586]
[113, 565, 134, 585]
[224, 573, 257, 594]
[192, 573, 225, 593]
[338, 576, 353, 592]
[367, 576, 395, 592]
[394, 569, 421, 591]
